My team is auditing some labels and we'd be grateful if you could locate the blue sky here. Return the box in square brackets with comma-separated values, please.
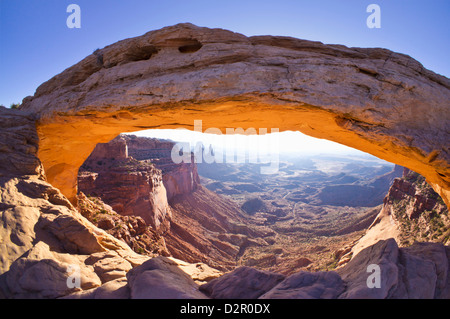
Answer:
[1, 0, 449, 107]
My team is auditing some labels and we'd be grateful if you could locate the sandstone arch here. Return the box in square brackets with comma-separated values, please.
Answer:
[20, 23, 450, 207]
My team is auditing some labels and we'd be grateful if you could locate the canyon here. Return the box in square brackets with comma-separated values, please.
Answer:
[1, 23, 449, 299]
[75, 134, 449, 274]
[78, 135, 273, 271]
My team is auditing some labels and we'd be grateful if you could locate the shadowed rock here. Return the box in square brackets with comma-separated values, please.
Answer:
[126, 256, 208, 299]
[199, 266, 285, 299]
[260, 271, 345, 299]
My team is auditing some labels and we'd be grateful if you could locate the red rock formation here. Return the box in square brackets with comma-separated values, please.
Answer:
[77, 192, 170, 256]
[123, 135, 200, 200]
[87, 136, 128, 161]
[78, 137, 172, 233]
[166, 185, 272, 271]
[78, 134, 271, 271]
[348, 168, 450, 259]
[385, 168, 448, 221]
[388, 175, 416, 200]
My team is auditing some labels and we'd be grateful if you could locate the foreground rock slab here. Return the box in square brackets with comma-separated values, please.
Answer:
[199, 239, 450, 299]
[260, 271, 345, 299]
[199, 266, 285, 299]
[337, 238, 450, 299]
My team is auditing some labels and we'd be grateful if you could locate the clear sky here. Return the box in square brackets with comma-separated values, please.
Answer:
[1, 0, 449, 107]
[1, 0, 448, 157]
[125, 129, 369, 157]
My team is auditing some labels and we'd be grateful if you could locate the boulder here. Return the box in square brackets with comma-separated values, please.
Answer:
[166, 257, 223, 284]
[3, 241, 101, 298]
[338, 238, 400, 299]
[85, 250, 133, 283]
[399, 242, 448, 298]
[126, 256, 208, 299]
[0, 205, 41, 275]
[338, 238, 450, 299]
[199, 266, 285, 299]
[260, 271, 344, 299]
[62, 277, 130, 299]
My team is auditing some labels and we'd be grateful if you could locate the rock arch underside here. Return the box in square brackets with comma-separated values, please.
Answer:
[20, 23, 450, 209]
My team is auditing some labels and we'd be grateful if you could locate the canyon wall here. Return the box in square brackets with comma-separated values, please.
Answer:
[77, 134, 202, 232]
[77, 135, 271, 271]
[123, 135, 200, 201]
[17, 23, 450, 209]
[347, 167, 449, 260]
[78, 136, 172, 232]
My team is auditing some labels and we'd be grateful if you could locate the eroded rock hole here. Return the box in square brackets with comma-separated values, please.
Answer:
[178, 39, 203, 53]
[125, 45, 159, 62]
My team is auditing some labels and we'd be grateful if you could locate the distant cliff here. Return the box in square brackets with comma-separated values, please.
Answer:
[346, 167, 450, 261]
[123, 135, 200, 201]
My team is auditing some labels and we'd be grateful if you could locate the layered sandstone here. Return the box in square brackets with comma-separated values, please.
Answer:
[77, 192, 170, 257]
[77, 134, 271, 271]
[17, 23, 450, 208]
[345, 168, 449, 261]
[78, 137, 172, 232]
[123, 134, 200, 200]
